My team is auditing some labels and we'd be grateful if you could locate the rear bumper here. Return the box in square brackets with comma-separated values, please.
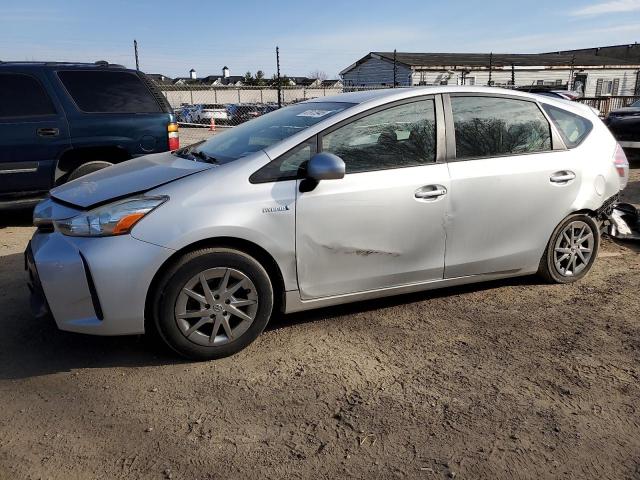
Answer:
[27, 230, 174, 336]
[619, 141, 640, 149]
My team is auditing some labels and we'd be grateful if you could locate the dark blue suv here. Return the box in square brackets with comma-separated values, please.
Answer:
[0, 61, 179, 208]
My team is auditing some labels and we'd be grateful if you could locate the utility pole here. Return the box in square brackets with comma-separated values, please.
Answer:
[569, 54, 576, 90]
[134, 39, 139, 71]
[393, 49, 397, 88]
[488, 52, 493, 86]
[276, 46, 282, 108]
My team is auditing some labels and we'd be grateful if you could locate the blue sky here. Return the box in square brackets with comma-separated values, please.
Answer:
[1, 0, 639, 78]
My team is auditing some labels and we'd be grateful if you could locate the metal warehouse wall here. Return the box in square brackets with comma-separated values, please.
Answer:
[342, 57, 413, 87]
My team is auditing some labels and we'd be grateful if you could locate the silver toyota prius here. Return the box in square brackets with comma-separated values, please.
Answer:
[26, 87, 629, 359]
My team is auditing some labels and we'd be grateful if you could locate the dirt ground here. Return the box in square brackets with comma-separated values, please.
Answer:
[0, 166, 639, 480]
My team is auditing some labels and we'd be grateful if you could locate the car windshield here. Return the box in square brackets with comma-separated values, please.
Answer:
[180, 101, 353, 163]
[632, 100, 640, 107]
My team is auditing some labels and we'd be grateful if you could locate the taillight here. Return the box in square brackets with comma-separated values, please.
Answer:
[168, 122, 179, 150]
[613, 143, 629, 190]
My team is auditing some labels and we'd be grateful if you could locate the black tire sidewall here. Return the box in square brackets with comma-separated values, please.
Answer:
[153, 249, 273, 360]
[544, 214, 600, 284]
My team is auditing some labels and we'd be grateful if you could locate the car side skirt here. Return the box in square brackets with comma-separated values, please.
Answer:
[284, 268, 535, 313]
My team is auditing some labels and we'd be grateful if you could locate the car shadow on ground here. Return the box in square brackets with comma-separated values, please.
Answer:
[0, 208, 33, 228]
[0, 247, 545, 380]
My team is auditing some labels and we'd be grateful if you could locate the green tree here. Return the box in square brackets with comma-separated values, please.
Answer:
[254, 70, 266, 86]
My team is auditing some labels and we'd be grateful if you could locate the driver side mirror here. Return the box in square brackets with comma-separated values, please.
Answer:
[307, 152, 345, 181]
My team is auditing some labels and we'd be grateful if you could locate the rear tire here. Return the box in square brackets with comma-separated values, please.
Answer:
[67, 161, 113, 181]
[150, 248, 274, 360]
[538, 214, 600, 284]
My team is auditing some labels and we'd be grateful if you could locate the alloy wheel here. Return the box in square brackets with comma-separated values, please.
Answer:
[174, 267, 258, 346]
[553, 220, 595, 277]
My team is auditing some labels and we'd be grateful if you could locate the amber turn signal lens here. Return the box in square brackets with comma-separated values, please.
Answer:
[112, 212, 146, 235]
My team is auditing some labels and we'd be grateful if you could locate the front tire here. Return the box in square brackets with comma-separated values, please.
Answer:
[538, 214, 600, 284]
[151, 248, 274, 360]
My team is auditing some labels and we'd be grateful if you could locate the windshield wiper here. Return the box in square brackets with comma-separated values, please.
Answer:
[189, 149, 220, 164]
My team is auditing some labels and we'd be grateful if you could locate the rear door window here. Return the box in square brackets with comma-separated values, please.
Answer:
[541, 104, 592, 148]
[0, 73, 56, 117]
[451, 96, 552, 159]
[58, 70, 162, 113]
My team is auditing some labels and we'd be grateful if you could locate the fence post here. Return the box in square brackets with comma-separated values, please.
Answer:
[237, 88, 241, 103]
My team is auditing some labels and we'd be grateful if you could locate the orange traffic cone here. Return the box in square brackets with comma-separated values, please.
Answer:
[209, 117, 216, 132]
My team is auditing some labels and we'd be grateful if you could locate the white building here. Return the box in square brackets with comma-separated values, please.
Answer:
[340, 52, 640, 97]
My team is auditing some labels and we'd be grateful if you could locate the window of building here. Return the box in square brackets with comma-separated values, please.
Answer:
[451, 96, 552, 159]
[321, 100, 437, 174]
[0, 73, 56, 118]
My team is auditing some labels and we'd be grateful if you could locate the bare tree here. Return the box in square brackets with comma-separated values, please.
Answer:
[308, 69, 328, 81]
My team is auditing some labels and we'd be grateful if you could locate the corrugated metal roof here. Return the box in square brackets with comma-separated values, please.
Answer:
[371, 51, 640, 67]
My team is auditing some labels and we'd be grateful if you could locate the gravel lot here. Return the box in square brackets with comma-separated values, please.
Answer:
[0, 165, 638, 480]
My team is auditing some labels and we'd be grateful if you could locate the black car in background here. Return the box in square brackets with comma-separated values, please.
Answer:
[605, 99, 640, 156]
[0, 61, 178, 208]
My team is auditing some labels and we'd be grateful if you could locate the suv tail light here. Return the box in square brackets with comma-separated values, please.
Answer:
[168, 122, 179, 150]
[613, 143, 629, 190]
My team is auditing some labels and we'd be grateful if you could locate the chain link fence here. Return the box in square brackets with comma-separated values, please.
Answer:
[155, 83, 385, 146]
[153, 82, 640, 147]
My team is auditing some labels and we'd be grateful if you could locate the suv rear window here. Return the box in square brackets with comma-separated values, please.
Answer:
[542, 104, 592, 148]
[0, 73, 56, 117]
[58, 70, 162, 113]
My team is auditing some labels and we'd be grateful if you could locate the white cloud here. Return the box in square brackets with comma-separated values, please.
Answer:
[460, 23, 640, 53]
[572, 0, 640, 16]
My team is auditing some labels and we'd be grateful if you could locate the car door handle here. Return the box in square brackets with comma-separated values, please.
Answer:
[415, 185, 447, 200]
[550, 171, 576, 184]
[36, 128, 59, 137]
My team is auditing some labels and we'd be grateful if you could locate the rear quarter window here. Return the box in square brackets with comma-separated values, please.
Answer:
[542, 104, 592, 148]
[58, 70, 162, 113]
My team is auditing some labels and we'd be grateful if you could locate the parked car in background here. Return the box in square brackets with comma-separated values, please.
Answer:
[27, 87, 627, 360]
[175, 104, 202, 124]
[0, 61, 178, 208]
[193, 104, 229, 125]
[604, 99, 640, 152]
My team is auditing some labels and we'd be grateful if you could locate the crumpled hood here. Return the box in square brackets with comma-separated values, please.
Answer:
[50, 152, 214, 209]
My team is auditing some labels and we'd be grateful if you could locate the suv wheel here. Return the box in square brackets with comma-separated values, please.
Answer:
[151, 248, 274, 360]
[67, 161, 114, 181]
[538, 214, 600, 284]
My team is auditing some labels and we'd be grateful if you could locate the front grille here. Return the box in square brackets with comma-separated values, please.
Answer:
[36, 222, 54, 234]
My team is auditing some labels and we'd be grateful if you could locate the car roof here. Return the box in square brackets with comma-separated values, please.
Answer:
[304, 85, 595, 117]
[305, 85, 555, 105]
[0, 61, 128, 71]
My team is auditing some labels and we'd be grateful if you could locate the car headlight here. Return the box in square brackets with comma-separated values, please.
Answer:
[55, 196, 168, 237]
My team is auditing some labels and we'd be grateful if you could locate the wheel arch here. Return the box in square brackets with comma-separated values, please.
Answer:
[144, 236, 287, 333]
[54, 146, 132, 184]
